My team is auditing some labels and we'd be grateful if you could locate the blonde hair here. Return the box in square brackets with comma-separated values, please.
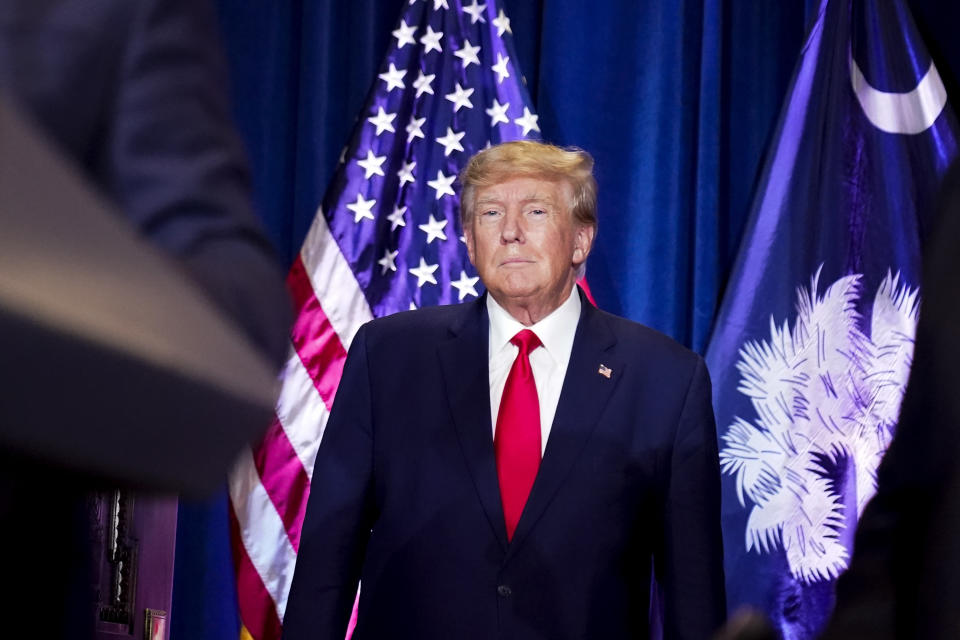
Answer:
[458, 140, 597, 229]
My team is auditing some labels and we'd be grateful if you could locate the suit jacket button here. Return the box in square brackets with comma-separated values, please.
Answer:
[497, 585, 512, 598]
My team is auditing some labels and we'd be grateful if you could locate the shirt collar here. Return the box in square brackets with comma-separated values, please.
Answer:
[486, 285, 582, 362]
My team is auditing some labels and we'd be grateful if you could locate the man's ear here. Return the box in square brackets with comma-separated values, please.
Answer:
[572, 224, 595, 266]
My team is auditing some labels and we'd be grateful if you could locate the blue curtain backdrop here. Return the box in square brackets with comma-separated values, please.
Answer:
[213, 0, 817, 352]
[171, 1, 960, 638]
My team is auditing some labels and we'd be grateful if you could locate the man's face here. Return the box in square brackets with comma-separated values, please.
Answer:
[464, 175, 593, 321]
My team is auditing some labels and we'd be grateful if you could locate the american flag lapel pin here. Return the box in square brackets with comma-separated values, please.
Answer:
[598, 364, 612, 379]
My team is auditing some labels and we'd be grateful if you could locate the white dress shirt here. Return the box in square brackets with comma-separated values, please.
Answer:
[487, 286, 581, 455]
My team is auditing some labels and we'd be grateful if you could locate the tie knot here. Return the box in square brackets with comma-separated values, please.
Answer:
[510, 329, 542, 355]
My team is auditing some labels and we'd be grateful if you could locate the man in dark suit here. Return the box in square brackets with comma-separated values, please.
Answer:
[284, 140, 726, 639]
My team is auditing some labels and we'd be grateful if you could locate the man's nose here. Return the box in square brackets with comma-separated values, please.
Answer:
[500, 210, 524, 243]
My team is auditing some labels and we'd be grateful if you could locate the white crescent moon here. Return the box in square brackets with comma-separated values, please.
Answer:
[849, 52, 947, 134]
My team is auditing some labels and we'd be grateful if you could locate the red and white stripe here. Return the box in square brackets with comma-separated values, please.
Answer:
[228, 209, 372, 640]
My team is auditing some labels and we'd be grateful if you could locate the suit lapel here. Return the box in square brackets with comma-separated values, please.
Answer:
[437, 295, 509, 552]
[506, 293, 624, 559]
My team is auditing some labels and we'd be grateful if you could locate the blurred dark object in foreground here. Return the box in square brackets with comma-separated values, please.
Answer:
[0, 0, 291, 637]
[0, 96, 278, 494]
[818, 160, 960, 639]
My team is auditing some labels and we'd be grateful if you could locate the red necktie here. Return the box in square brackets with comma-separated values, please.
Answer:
[495, 329, 542, 541]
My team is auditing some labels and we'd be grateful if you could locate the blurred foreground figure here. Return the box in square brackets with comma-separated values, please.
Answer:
[0, 0, 290, 635]
[818, 161, 960, 639]
[0, 0, 289, 356]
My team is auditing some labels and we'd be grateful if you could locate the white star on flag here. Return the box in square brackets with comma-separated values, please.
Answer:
[433, 0, 449, 9]
[427, 170, 456, 199]
[346, 193, 376, 222]
[491, 53, 510, 84]
[378, 248, 399, 274]
[445, 82, 475, 112]
[450, 271, 480, 300]
[493, 9, 512, 36]
[462, 0, 487, 23]
[412, 71, 435, 97]
[357, 150, 387, 178]
[387, 205, 407, 230]
[436, 127, 466, 156]
[367, 107, 396, 135]
[392, 20, 417, 49]
[409, 257, 439, 287]
[418, 214, 449, 243]
[454, 40, 482, 68]
[486, 99, 510, 126]
[378, 63, 406, 91]
[514, 107, 540, 135]
[406, 116, 426, 141]
[420, 26, 444, 54]
[397, 161, 416, 186]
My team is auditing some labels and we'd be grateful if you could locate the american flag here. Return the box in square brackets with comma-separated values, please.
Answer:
[226, 1, 539, 638]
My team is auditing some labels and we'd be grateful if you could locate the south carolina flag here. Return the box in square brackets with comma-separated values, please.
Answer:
[705, 1, 958, 638]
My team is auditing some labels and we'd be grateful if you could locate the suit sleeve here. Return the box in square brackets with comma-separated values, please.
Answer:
[658, 356, 727, 639]
[283, 324, 376, 639]
[108, 0, 291, 367]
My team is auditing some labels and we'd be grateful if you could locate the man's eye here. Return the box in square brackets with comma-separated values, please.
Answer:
[481, 210, 499, 217]
[529, 209, 547, 216]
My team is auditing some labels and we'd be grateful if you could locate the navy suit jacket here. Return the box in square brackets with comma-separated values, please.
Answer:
[285, 288, 726, 639]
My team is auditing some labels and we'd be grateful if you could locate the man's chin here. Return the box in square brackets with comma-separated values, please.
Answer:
[489, 287, 556, 314]
[488, 280, 539, 300]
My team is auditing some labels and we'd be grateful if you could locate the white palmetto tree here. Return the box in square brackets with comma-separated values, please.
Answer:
[720, 267, 919, 583]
